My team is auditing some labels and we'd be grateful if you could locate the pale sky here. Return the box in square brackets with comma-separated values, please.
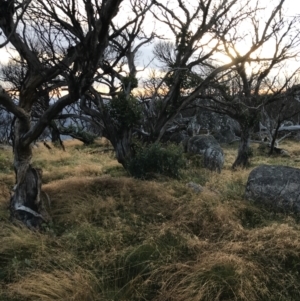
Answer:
[1, 0, 300, 76]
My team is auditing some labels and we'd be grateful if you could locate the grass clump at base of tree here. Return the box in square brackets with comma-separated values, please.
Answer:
[0, 151, 13, 174]
[1, 139, 300, 300]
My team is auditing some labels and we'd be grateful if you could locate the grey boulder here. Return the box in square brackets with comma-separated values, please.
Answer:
[196, 110, 240, 143]
[187, 135, 224, 172]
[187, 135, 221, 154]
[203, 147, 224, 173]
[245, 165, 300, 213]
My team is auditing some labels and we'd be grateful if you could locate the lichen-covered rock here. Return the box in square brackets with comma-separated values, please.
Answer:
[187, 116, 201, 136]
[186, 182, 203, 193]
[187, 135, 224, 172]
[212, 125, 237, 143]
[204, 147, 224, 173]
[169, 131, 189, 144]
[187, 135, 220, 154]
[245, 165, 300, 212]
[196, 110, 240, 143]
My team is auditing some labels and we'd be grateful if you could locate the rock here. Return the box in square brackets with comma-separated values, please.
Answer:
[187, 135, 220, 154]
[196, 110, 240, 143]
[187, 135, 224, 172]
[204, 147, 224, 173]
[245, 165, 300, 213]
[186, 182, 203, 193]
[187, 116, 201, 136]
[279, 149, 290, 157]
[212, 125, 237, 143]
[169, 131, 189, 144]
[177, 107, 240, 143]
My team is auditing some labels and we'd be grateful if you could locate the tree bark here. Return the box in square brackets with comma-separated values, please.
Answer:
[50, 121, 65, 151]
[110, 129, 133, 168]
[232, 125, 251, 169]
[10, 116, 50, 228]
[269, 120, 281, 155]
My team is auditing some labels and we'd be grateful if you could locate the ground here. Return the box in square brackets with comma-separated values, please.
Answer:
[1, 138, 300, 301]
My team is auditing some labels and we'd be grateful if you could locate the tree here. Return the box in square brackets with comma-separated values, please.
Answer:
[0, 60, 66, 147]
[0, 106, 12, 143]
[78, 0, 255, 169]
[144, 0, 253, 143]
[196, 0, 300, 168]
[79, 0, 300, 171]
[262, 84, 300, 154]
[79, 0, 156, 166]
[0, 0, 31, 47]
[0, 0, 128, 227]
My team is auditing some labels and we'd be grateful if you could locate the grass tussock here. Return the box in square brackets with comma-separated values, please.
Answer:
[7, 268, 98, 301]
[1, 138, 300, 300]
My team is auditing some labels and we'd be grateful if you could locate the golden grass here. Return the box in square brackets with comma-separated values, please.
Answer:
[1, 138, 300, 300]
[7, 268, 98, 301]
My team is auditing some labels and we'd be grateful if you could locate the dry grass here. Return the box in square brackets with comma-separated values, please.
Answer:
[1, 138, 300, 300]
[7, 268, 98, 301]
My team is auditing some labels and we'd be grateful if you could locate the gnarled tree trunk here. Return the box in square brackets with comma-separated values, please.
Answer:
[109, 129, 133, 168]
[50, 121, 65, 151]
[232, 125, 251, 169]
[10, 117, 50, 228]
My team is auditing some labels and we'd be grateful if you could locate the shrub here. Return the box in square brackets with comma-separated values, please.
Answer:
[127, 143, 186, 179]
[107, 93, 141, 129]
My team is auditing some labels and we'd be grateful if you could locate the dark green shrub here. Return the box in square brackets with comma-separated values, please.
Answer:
[107, 93, 141, 129]
[127, 143, 186, 179]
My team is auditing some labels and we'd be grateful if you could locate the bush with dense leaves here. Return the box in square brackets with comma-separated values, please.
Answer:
[108, 93, 141, 129]
[127, 143, 186, 179]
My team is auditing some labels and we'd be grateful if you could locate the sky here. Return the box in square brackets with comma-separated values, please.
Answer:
[1, 0, 300, 78]
[134, 0, 300, 82]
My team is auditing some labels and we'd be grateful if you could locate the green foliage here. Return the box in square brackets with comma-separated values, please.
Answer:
[103, 165, 128, 177]
[122, 75, 138, 89]
[165, 69, 203, 91]
[223, 177, 245, 200]
[108, 93, 141, 129]
[127, 143, 186, 179]
[239, 206, 266, 229]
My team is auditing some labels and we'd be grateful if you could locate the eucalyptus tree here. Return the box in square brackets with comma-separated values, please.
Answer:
[0, 106, 12, 143]
[79, 1, 156, 165]
[0, 0, 153, 227]
[262, 84, 300, 154]
[76, 0, 297, 170]
[143, 0, 300, 169]
[0, 60, 99, 146]
[143, 0, 254, 142]
[0, 0, 31, 47]
[78, 0, 259, 168]
[195, 0, 300, 167]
